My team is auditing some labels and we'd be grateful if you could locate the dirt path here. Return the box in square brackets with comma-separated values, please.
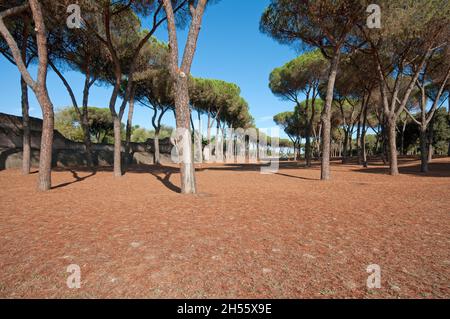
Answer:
[0, 158, 449, 298]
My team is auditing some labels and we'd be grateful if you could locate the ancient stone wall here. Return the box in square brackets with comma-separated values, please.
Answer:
[0, 112, 174, 169]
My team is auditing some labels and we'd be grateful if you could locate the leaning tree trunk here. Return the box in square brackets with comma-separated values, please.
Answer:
[387, 118, 399, 176]
[36, 90, 54, 191]
[320, 52, 340, 180]
[21, 77, 31, 175]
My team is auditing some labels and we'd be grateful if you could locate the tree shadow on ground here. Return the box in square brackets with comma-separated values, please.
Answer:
[353, 161, 450, 178]
[148, 167, 181, 193]
[52, 169, 97, 189]
[51, 162, 320, 193]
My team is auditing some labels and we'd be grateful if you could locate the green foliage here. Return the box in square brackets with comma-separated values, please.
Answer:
[273, 110, 305, 143]
[190, 77, 253, 128]
[55, 107, 114, 143]
[398, 108, 450, 154]
[431, 108, 450, 154]
[269, 50, 327, 102]
[260, 0, 366, 54]
[54, 108, 84, 142]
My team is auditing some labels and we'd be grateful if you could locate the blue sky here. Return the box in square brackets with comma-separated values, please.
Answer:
[0, 0, 300, 136]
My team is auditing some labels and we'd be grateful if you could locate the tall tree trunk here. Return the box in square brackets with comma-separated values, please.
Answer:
[419, 126, 428, 173]
[125, 88, 135, 168]
[305, 134, 311, 167]
[448, 97, 450, 156]
[113, 116, 122, 177]
[382, 120, 388, 165]
[20, 16, 30, 175]
[387, 118, 399, 176]
[36, 91, 54, 191]
[361, 101, 368, 167]
[81, 73, 93, 169]
[342, 129, 349, 164]
[20, 77, 31, 175]
[206, 112, 212, 162]
[320, 52, 340, 180]
[162, 0, 206, 194]
[154, 128, 160, 165]
[356, 119, 361, 165]
[81, 117, 93, 168]
[175, 76, 196, 193]
[427, 118, 434, 162]
[400, 120, 407, 156]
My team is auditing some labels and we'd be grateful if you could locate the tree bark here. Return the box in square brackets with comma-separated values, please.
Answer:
[154, 129, 160, 165]
[419, 126, 428, 173]
[175, 76, 197, 193]
[446, 95, 450, 157]
[162, 0, 207, 194]
[356, 117, 361, 165]
[387, 119, 399, 175]
[320, 52, 340, 180]
[20, 15, 30, 175]
[360, 99, 369, 167]
[342, 129, 349, 164]
[113, 116, 122, 177]
[0, 1, 55, 190]
[81, 72, 94, 169]
[428, 119, 434, 162]
[36, 90, 54, 190]
[20, 77, 31, 175]
[125, 87, 136, 168]
[305, 135, 311, 166]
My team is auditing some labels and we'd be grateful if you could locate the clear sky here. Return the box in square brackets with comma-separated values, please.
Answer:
[0, 0, 301, 136]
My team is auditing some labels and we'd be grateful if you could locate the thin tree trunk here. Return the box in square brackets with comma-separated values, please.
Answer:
[361, 99, 369, 167]
[356, 117, 361, 165]
[321, 51, 340, 180]
[36, 91, 54, 190]
[113, 116, 122, 177]
[387, 119, 399, 176]
[342, 129, 349, 164]
[125, 87, 135, 168]
[348, 129, 353, 159]
[154, 128, 160, 165]
[447, 96, 450, 156]
[428, 119, 434, 162]
[400, 120, 407, 156]
[419, 126, 428, 173]
[175, 76, 196, 193]
[382, 120, 388, 165]
[20, 15, 30, 175]
[305, 134, 311, 166]
[81, 72, 93, 169]
[20, 77, 31, 175]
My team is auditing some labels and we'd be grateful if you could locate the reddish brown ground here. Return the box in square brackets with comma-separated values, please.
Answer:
[0, 157, 449, 298]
